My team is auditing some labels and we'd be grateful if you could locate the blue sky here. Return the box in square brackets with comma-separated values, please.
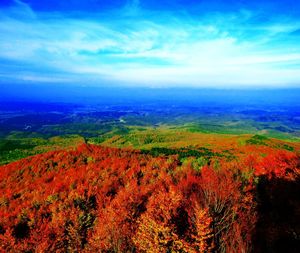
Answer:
[0, 0, 300, 88]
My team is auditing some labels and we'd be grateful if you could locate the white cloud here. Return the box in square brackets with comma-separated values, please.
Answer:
[0, 2, 300, 87]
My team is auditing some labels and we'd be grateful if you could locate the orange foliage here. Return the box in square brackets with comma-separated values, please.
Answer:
[0, 143, 298, 252]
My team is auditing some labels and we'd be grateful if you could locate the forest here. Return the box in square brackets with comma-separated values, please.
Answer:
[0, 138, 299, 252]
[0, 96, 300, 252]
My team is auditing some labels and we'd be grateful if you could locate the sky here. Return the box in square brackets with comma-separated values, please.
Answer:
[0, 0, 300, 88]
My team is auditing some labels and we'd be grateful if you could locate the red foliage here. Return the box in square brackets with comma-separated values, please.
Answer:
[254, 150, 299, 180]
[0, 143, 298, 252]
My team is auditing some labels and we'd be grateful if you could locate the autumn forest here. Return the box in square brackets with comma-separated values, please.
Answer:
[0, 92, 300, 252]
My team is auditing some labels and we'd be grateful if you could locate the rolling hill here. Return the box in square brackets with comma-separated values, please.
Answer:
[0, 138, 299, 252]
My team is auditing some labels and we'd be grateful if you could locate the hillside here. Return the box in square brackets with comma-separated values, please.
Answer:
[1, 0, 300, 251]
[0, 142, 299, 252]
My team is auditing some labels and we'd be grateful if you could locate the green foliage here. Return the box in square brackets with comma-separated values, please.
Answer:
[0, 139, 36, 151]
[192, 157, 209, 171]
[0, 135, 84, 165]
[0, 116, 298, 165]
[279, 143, 294, 151]
[246, 135, 269, 146]
[141, 147, 222, 162]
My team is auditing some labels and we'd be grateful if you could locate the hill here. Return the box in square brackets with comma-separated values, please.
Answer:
[0, 142, 299, 252]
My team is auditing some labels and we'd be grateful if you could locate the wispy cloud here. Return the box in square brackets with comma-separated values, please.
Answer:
[0, 0, 300, 87]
